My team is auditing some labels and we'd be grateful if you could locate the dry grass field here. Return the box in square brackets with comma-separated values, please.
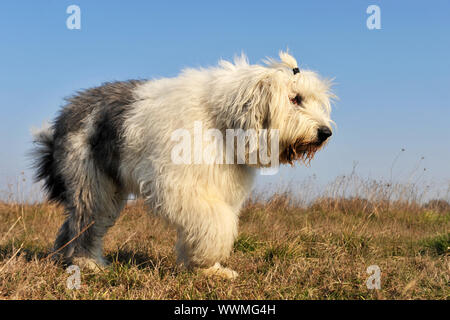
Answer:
[0, 176, 449, 300]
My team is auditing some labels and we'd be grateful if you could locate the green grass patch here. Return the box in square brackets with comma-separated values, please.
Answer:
[234, 234, 260, 253]
[419, 233, 450, 256]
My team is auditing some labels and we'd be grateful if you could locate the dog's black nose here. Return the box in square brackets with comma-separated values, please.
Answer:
[317, 126, 332, 142]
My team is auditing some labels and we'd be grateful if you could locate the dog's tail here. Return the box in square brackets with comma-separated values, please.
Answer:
[31, 125, 66, 203]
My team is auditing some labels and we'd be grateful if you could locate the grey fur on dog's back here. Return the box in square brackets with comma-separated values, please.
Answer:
[34, 80, 144, 202]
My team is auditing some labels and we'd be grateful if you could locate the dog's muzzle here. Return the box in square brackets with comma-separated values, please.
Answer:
[317, 126, 332, 143]
[279, 126, 332, 165]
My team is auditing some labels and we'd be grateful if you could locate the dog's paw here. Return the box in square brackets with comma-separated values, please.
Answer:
[71, 257, 108, 272]
[199, 262, 238, 280]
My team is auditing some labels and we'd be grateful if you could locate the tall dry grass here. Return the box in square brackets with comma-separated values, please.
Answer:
[0, 173, 448, 299]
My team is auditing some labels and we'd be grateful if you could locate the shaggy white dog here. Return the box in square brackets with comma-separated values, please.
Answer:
[32, 51, 334, 279]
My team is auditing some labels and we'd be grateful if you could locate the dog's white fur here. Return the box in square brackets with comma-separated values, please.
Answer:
[120, 51, 333, 276]
[33, 51, 334, 279]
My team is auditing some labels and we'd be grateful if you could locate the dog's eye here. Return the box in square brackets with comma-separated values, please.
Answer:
[290, 94, 303, 106]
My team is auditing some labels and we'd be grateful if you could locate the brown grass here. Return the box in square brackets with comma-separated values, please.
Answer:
[0, 179, 449, 300]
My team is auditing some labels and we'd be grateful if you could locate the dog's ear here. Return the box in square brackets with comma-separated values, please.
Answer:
[226, 73, 275, 132]
[210, 67, 283, 132]
[240, 77, 271, 131]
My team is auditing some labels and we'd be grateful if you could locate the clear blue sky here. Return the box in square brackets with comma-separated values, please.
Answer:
[0, 1, 449, 198]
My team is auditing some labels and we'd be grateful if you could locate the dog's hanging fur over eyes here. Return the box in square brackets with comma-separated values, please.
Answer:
[32, 51, 334, 278]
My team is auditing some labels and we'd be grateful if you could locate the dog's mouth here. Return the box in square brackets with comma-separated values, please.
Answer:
[279, 139, 324, 166]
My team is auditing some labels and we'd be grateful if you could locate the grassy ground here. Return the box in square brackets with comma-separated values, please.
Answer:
[0, 194, 448, 300]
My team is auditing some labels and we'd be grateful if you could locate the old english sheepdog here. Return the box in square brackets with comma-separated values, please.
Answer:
[32, 51, 334, 279]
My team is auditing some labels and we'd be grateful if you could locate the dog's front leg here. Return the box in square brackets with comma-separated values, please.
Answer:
[174, 198, 239, 279]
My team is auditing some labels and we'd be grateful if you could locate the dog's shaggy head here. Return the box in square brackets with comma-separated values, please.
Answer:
[265, 52, 335, 165]
[203, 51, 335, 167]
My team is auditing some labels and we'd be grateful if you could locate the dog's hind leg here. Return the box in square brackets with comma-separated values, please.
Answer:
[53, 173, 127, 270]
[52, 128, 127, 270]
